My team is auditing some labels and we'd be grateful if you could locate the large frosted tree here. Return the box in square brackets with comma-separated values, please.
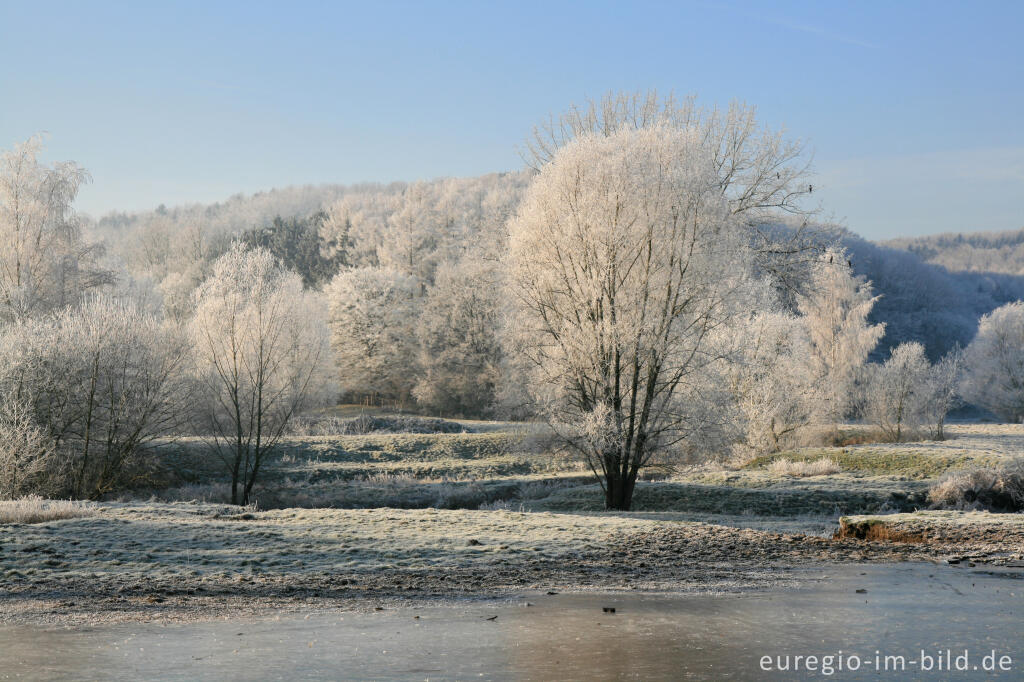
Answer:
[524, 91, 817, 287]
[507, 124, 764, 510]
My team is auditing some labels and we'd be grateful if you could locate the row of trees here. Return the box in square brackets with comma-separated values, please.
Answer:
[87, 132, 1024, 417]
[5, 93, 1024, 510]
[0, 139, 334, 503]
[501, 93, 1023, 509]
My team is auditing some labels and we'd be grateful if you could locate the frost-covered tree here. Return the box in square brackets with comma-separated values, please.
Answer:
[524, 90, 818, 287]
[796, 248, 885, 437]
[325, 266, 419, 405]
[728, 311, 818, 453]
[507, 124, 763, 510]
[192, 245, 334, 505]
[0, 295, 193, 498]
[0, 137, 111, 323]
[0, 399, 58, 499]
[413, 260, 502, 416]
[921, 346, 964, 439]
[864, 342, 931, 442]
[524, 92, 810, 219]
[379, 183, 447, 286]
[962, 302, 1024, 422]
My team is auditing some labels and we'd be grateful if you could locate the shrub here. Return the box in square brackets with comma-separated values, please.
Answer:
[928, 458, 1024, 511]
[0, 402, 60, 499]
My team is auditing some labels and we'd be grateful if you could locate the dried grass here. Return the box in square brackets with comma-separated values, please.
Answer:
[766, 457, 842, 477]
[0, 496, 95, 524]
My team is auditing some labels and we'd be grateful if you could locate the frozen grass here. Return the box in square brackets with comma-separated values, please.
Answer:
[143, 429, 586, 510]
[530, 479, 921, 515]
[0, 496, 95, 524]
[135, 423, 1024, 519]
[287, 414, 475, 436]
[767, 457, 841, 477]
[0, 501, 667, 581]
[746, 448, 980, 478]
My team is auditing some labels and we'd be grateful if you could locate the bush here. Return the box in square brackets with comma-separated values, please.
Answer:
[0, 295, 193, 499]
[928, 458, 1024, 511]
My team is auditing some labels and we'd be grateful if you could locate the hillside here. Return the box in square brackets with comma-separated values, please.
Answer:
[884, 228, 1024, 275]
[85, 176, 1024, 362]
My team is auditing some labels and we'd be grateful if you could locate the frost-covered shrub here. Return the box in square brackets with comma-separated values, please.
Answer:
[0, 295, 193, 499]
[928, 459, 1024, 511]
[0, 402, 60, 499]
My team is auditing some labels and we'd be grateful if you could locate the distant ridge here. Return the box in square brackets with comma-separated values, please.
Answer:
[883, 227, 1024, 276]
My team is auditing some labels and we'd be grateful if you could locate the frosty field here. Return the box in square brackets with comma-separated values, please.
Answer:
[145, 421, 1024, 516]
[3, 422, 1023, 626]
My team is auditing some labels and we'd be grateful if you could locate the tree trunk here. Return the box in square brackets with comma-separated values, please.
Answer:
[604, 470, 637, 511]
[230, 452, 241, 506]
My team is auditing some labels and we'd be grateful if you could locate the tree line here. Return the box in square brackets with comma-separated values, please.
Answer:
[5, 93, 1024, 510]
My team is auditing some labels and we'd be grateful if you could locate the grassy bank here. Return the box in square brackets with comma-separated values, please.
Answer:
[136, 423, 1024, 518]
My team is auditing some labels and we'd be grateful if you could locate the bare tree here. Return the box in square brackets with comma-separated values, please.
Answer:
[507, 124, 762, 510]
[191, 244, 333, 505]
[962, 302, 1024, 422]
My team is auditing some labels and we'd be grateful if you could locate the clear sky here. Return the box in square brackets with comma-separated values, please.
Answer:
[1, 0, 1021, 240]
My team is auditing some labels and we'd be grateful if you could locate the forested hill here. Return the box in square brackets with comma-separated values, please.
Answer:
[842, 231, 1024, 360]
[883, 228, 1024, 276]
[86, 176, 1024, 363]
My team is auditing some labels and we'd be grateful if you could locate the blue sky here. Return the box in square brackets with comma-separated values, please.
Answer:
[1, 0, 1021, 240]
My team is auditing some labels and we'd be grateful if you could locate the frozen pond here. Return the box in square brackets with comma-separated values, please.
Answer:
[2, 563, 1021, 680]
